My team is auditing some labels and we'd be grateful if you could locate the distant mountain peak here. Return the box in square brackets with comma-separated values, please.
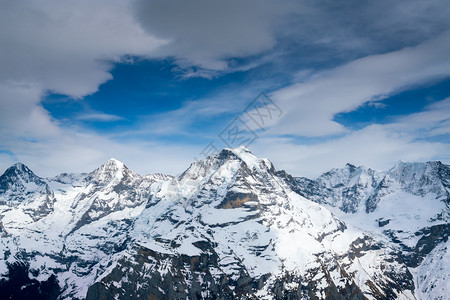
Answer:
[7, 162, 33, 173]
[11, 162, 28, 169]
[179, 147, 254, 183]
[106, 157, 123, 165]
[217, 146, 251, 159]
[221, 146, 266, 171]
[0, 162, 52, 206]
[1, 162, 41, 183]
[98, 158, 127, 171]
[101, 158, 125, 169]
[86, 158, 135, 184]
[388, 159, 435, 173]
[388, 160, 429, 179]
[228, 145, 251, 153]
[391, 159, 411, 169]
[345, 162, 357, 169]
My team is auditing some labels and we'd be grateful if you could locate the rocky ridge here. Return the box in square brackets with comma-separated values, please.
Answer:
[0, 147, 448, 299]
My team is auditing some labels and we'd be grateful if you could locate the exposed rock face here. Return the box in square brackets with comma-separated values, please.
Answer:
[0, 149, 448, 299]
[294, 164, 381, 214]
[0, 163, 55, 220]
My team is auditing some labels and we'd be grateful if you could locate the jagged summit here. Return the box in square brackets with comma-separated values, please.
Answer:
[178, 147, 274, 190]
[203, 146, 264, 166]
[98, 158, 126, 171]
[389, 159, 425, 175]
[388, 159, 444, 177]
[0, 162, 50, 197]
[1, 162, 38, 179]
[10, 162, 29, 170]
[384, 160, 447, 186]
[343, 162, 357, 171]
[215, 147, 269, 168]
[0, 162, 54, 220]
[294, 163, 381, 213]
[104, 157, 124, 166]
[223, 146, 264, 170]
[86, 157, 135, 184]
[389, 159, 446, 171]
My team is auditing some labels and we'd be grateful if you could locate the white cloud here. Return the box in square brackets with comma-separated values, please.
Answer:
[0, 82, 61, 140]
[133, 0, 450, 74]
[0, 0, 169, 176]
[269, 31, 450, 137]
[243, 32, 450, 177]
[0, 153, 16, 176]
[134, 0, 300, 71]
[386, 98, 450, 136]
[2, 130, 198, 177]
[251, 97, 450, 178]
[76, 113, 125, 122]
[0, 0, 165, 98]
[0, 0, 165, 140]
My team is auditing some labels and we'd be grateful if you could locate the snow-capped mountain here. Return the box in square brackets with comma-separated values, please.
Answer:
[294, 163, 382, 213]
[295, 160, 450, 299]
[0, 148, 448, 299]
[0, 163, 55, 221]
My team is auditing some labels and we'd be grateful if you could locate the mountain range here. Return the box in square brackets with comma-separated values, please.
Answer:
[0, 146, 448, 299]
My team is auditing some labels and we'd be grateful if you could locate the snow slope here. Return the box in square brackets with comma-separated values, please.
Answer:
[0, 148, 448, 299]
[295, 160, 450, 300]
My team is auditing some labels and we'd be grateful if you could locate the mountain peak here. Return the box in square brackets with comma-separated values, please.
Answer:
[391, 159, 407, 169]
[11, 162, 27, 169]
[96, 158, 127, 172]
[0, 162, 50, 199]
[221, 146, 263, 170]
[1, 162, 39, 181]
[389, 160, 427, 176]
[228, 145, 251, 153]
[87, 158, 134, 184]
[187, 146, 266, 178]
[104, 158, 124, 167]
[9, 162, 31, 172]
[345, 162, 357, 170]
[217, 146, 250, 158]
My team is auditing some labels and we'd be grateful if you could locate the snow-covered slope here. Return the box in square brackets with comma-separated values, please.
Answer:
[294, 163, 382, 213]
[86, 147, 415, 299]
[295, 160, 450, 299]
[0, 159, 172, 299]
[0, 149, 448, 299]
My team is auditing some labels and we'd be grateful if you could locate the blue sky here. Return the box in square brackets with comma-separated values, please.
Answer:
[1, 0, 450, 177]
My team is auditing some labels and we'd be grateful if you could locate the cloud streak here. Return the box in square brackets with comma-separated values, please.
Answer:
[252, 97, 450, 178]
[269, 31, 450, 137]
[75, 113, 125, 122]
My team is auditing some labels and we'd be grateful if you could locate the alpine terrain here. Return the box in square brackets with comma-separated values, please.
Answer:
[0, 146, 448, 299]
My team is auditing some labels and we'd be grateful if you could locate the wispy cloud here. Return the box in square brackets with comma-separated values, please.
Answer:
[269, 31, 450, 137]
[76, 113, 125, 122]
[252, 96, 450, 177]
